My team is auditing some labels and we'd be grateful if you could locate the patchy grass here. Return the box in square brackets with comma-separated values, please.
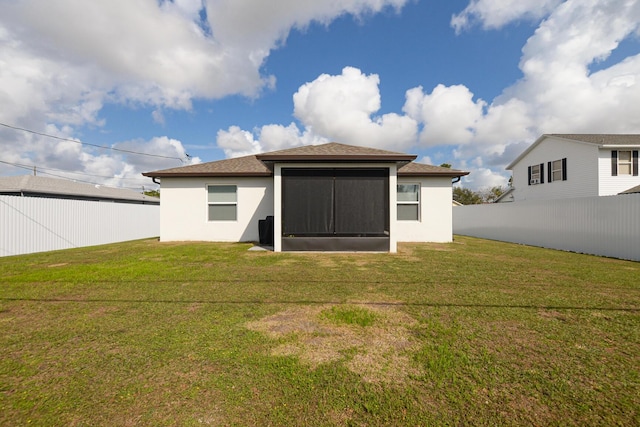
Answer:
[321, 305, 378, 327]
[0, 237, 638, 426]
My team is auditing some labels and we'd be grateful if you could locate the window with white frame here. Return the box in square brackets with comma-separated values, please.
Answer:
[397, 183, 420, 221]
[207, 185, 237, 221]
[551, 159, 563, 181]
[618, 150, 632, 175]
[530, 164, 541, 184]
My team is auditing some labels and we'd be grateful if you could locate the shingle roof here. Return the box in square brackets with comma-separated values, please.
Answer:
[143, 142, 468, 178]
[0, 175, 159, 204]
[549, 134, 640, 145]
[619, 184, 640, 195]
[256, 142, 416, 162]
[397, 162, 469, 177]
[142, 154, 271, 177]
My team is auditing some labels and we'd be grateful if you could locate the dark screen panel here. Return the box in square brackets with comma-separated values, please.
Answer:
[282, 168, 389, 237]
[282, 169, 334, 235]
[334, 169, 388, 235]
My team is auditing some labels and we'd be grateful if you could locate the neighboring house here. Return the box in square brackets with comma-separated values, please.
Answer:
[505, 134, 640, 201]
[493, 187, 514, 203]
[620, 184, 640, 194]
[142, 142, 468, 252]
[0, 175, 160, 205]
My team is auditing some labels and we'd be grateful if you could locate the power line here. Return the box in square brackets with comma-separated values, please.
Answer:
[0, 122, 189, 162]
[0, 159, 152, 184]
[0, 160, 148, 190]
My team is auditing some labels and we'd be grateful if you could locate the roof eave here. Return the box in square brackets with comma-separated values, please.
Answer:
[598, 144, 640, 149]
[505, 134, 548, 170]
[142, 171, 273, 178]
[398, 171, 470, 177]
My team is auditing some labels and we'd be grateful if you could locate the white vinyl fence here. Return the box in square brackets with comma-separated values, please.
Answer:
[453, 194, 640, 262]
[1, 195, 159, 257]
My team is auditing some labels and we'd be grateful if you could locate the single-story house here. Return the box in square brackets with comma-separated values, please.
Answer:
[504, 134, 640, 202]
[142, 142, 468, 252]
[0, 175, 159, 205]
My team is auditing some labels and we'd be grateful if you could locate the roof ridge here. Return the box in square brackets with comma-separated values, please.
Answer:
[258, 141, 412, 156]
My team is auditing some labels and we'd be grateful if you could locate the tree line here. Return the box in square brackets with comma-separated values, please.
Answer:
[439, 163, 509, 205]
[453, 186, 508, 205]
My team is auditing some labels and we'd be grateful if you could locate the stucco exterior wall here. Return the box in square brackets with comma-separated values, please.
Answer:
[159, 171, 456, 248]
[396, 176, 453, 243]
[159, 176, 273, 242]
[511, 136, 598, 201]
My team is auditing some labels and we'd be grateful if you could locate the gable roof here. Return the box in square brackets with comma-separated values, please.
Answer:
[143, 142, 469, 178]
[0, 175, 159, 204]
[506, 134, 640, 170]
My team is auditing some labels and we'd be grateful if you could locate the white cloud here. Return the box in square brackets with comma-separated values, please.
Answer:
[1, 0, 411, 127]
[152, 110, 166, 126]
[216, 125, 263, 158]
[443, 0, 640, 189]
[0, 0, 409, 186]
[216, 123, 328, 158]
[216, 67, 418, 157]
[293, 67, 418, 150]
[0, 123, 196, 189]
[459, 166, 509, 189]
[451, 0, 563, 33]
[509, 0, 640, 134]
[403, 84, 486, 146]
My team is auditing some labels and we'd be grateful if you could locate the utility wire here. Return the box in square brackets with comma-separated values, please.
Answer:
[0, 159, 151, 184]
[0, 160, 155, 191]
[0, 122, 189, 162]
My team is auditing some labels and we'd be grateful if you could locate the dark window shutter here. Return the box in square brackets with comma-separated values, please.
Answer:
[528, 166, 531, 185]
[547, 161, 552, 182]
[633, 151, 639, 176]
[540, 163, 544, 184]
[562, 158, 567, 181]
[612, 150, 618, 176]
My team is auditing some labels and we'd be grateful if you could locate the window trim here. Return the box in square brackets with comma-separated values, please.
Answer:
[207, 184, 238, 222]
[547, 158, 567, 182]
[529, 163, 543, 185]
[612, 150, 638, 176]
[618, 150, 633, 176]
[397, 183, 420, 221]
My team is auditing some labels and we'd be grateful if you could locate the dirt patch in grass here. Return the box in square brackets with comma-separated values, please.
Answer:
[246, 296, 422, 384]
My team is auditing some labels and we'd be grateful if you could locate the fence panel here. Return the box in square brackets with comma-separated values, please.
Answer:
[453, 194, 640, 261]
[1, 196, 159, 257]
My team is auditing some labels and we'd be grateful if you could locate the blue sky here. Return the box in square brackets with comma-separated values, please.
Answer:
[1, 0, 639, 190]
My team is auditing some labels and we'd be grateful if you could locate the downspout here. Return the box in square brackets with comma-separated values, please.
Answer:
[452, 176, 461, 184]
[152, 177, 160, 185]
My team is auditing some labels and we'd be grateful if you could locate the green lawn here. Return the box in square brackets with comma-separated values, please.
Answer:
[1, 237, 638, 426]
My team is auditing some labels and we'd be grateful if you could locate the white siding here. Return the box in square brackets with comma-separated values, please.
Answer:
[511, 136, 599, 201]
[597, 148, 640, 195]
[396, 177, 453, 243]
[453, 195, 640, 261]
[160, 176, 273, 242]
[1, 196, 159, 257]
